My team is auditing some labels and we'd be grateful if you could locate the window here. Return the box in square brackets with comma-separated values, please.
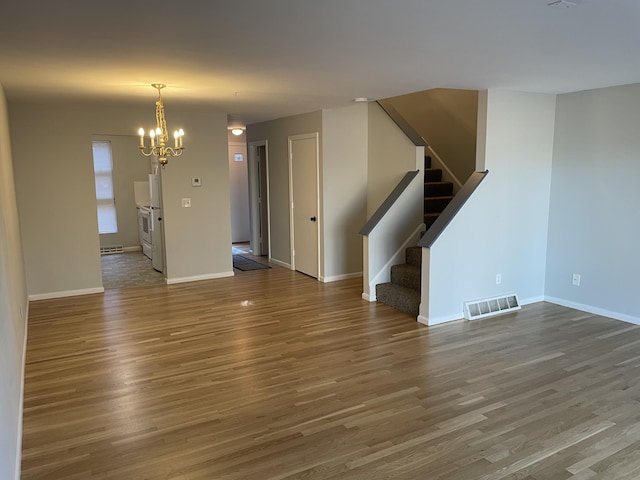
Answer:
[92, 141, 118, 234]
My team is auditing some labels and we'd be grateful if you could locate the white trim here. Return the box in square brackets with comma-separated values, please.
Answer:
[545, 296, 640, 325]
[166, 271, 234, 284]
[123, 245, 142, 253]
[320, 272, 362, 283]
[520, 295, 545, 306]
[28, 287, 104, 301]
[288, 132, 321, 279]
[15, 300, 29, 480]
[362, 292, 374, 302]
[423, 312, 465, 326]
[268, 257, 290, 269]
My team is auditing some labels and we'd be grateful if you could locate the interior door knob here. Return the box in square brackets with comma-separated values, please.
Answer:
[310, 216, 317, 222]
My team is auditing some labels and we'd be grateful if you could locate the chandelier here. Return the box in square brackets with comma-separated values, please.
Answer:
[138, 83, 184, 167]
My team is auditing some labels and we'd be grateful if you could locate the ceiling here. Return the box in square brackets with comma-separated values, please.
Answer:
[1, 0, 639, 127]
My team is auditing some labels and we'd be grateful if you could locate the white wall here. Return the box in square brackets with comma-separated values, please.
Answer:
[0, 84, 28, 480]
[94, 134, 150, 249]
[545, 84, 640, 323]
[321, 104, 368, 281]
[246, 111, 322, 266]
[228, 141, 250, 243]
[422, 90, 556, 324]
[9, 98, 232, 296]
[367, 102, 418, 216]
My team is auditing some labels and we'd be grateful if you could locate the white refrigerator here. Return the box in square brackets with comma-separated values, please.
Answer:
[149, 174, 164, 273]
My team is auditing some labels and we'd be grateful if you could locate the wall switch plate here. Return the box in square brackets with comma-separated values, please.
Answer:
[496, 274, 502, 285]
[572, 273, 581, 286]
[191, 177, 201, 187]
[182, 198, 191, 208]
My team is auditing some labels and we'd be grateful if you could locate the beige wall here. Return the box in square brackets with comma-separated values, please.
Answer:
[94, 134, 151, 249]
[384, 88, 478, 183]
[9, 98, 232, 295]
[246, 111, 322, 266]
[321, 104, 368, 279]
[0, 84, 28, 480]
[367, 102, 418, 216]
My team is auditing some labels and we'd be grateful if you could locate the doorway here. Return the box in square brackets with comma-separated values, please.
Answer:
[248, 141, 270, 257]
[288, 133, 320, 278]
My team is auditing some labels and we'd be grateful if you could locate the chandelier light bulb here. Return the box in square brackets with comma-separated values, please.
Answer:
[137, 84, 185, 167]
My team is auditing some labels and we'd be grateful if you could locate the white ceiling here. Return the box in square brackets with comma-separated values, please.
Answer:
[1, 0, 639, 126]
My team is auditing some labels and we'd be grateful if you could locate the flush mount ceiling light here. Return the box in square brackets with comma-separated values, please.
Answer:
[230, 128, 244, 136]
[354, 97, 371, 102]
[137, 84, 185, 168]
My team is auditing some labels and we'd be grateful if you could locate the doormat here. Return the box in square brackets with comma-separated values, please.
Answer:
[233, 255, 271, 271]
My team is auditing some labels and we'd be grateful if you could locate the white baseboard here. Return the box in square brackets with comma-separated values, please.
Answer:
[268, 257, 290, 269]
[166, 271, 234, 284]
[423, 312, 464, 326]
[124, 245, 142, 253]
[28, 287, 104, 301]
[321, 272, 362, 283]
[362, 292, 375, 302]
[544, 296, 640, 325]
[520, 295, 545, 306]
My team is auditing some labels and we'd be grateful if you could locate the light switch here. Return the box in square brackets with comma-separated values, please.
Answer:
[182, 198, 191, 208]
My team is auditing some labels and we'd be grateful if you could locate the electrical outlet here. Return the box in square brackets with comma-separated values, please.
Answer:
[572, 273, 581, 286]
[182, 198, 191, 208]
[496, 274, 502, 285]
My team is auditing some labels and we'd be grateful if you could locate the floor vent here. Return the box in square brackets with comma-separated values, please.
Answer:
[464, 293, 520, 320]
[100, 245, 124, 255]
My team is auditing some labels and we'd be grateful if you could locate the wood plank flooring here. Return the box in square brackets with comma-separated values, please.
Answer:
[22, 265, 640, 479]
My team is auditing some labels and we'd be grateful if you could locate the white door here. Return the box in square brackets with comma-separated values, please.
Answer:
[289, 133, 319, 278]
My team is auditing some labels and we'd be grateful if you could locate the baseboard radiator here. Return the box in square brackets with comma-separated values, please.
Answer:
[464, 293, 520, 320]
[100, 245, 124, 255]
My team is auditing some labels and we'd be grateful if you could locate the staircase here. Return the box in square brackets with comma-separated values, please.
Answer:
[375, 156, 454, 315]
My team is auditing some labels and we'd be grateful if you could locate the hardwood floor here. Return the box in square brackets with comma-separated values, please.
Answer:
[22, 266, 640, 479]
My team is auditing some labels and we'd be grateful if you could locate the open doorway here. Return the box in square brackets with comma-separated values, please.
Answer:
[91, 134, 165, 290]
[248, 141, 270, 257]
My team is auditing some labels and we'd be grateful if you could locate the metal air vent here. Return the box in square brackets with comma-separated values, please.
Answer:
[464, 293, 520, 320]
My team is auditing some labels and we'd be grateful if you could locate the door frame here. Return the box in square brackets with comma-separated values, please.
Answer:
[288, 132, 321, 276]
[247, 140, 271, 258]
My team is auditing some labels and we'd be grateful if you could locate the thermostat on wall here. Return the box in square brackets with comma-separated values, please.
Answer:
[192, 177, 202, 187]
[234, 153, 244, 162]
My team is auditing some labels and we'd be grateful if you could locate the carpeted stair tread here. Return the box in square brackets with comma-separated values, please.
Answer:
[424, 195, 454, 213]
[425, 168, 442, 183]
[424, 181, 454, 197]
[376, 282, 421, 316]
[424, 213, 439, 229]
[405, 246, 422, 267]
[390, 263, 420, 290]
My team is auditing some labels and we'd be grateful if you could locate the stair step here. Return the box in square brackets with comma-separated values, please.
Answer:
[424, 213, 439, 229]
[376, 282, 421, 316]
[390, 263, 421, 290]
[424, 181, 453, 197]
[424, 155, 432, 170]
[425, 168, 442, 182]
[424, 195, 454, 213]
[405, 246, 422, 267]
